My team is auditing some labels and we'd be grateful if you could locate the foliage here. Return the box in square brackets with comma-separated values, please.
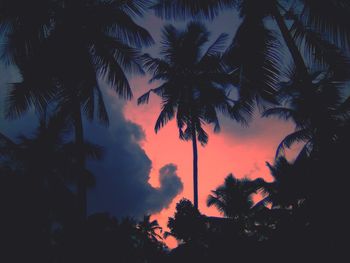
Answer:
[167, 199, 207, 243]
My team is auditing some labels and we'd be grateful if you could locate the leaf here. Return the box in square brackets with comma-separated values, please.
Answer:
[151, 0, 235, 20]
[275, 128, 312, 158]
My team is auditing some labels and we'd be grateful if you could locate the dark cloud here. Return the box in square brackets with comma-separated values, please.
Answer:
[144, 164, 183, 215]
[0, 66, 183, 219]
[80, 88, 184, 219]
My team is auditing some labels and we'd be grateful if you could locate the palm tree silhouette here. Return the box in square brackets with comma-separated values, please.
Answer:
[261, 155, 310, 209]
[0, 0, 153, 218]
[138, 22, 237, 209]
[0, 113, 102, 212]
[137, 215, 163, 242]
[151, 0, 350, 79]
[0, 114, 105, 263]
[207, 174, 263, 219]
[262, 68, 350, 158]
[151, 1, 350, 135]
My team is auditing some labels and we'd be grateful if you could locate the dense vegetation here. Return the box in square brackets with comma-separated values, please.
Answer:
[1, 0, 349, 262]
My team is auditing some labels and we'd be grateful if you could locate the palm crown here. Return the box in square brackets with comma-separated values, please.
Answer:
[0, 0, 153, 219]
[207, 174, 263, 219]
[138, 21, 236, 144]
[1, 0, 154, 121]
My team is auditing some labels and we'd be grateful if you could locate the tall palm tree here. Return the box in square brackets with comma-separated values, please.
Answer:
[207, 174, 263, 219]
[0, 0, 153, 218]
[138, 22, 237, 209]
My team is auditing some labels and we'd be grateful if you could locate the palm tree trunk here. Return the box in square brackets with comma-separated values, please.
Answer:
[271, 1, 309, 79]
[191, 125, 199, 210]
[73, 101, 87, 220]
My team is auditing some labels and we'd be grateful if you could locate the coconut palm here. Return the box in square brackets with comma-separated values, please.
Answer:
[0, 0, 153, 218]
[151, 0, 350, 72]
[261, 154, 311, 209]
[0, 116, 105, 263]
[151, 1, 350, 119]
[137, 215, 163, 242]
[262, 68, 350, 158]
[0, 114, 102, 192]
[207, 174, 263, 219]
[0, 113, 105, 235]
[138, 22, 237, 209]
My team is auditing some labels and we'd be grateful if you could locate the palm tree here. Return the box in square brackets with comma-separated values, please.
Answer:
[207, 174, 263, 219]
[0, 114, 102, 212]
[262, 69, 350, 158]
[261, 155, 311, 209]
[0, 114, 104, 262]
[0, 0, 153, 218]
[151, 1, 350, 118]
[138, 22, 237, 209]
[137, 215, 163, 242]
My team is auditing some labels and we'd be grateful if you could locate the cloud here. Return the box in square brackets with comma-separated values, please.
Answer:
[0, 65, 183, 219]
[144, 164, 183, 215]
[85, 88, 183, 219]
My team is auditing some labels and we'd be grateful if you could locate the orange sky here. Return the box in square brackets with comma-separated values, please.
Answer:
[122, 77, 297, 248]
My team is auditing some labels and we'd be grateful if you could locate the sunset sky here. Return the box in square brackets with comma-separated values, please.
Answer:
[121, 10, 298, 247]
[124, 76, 296, 247]
[0, 7, 299, 249]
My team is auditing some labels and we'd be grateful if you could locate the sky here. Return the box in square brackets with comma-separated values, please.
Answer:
[0, 8, 299, 249]
[123, 10, 299, 247]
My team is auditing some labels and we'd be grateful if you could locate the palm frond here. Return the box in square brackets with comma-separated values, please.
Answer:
[5, 81, 54, 120]
[137, 90, 152, 105]
[203, 33, 229, 58]
[93, 35, 144, 75]
[207, 193, 227, 213]
[104, 7, 154, 47]
[225, 18, 281, 105]
[96, 86, 109, 126]
[0, 0, 53, 65]
[275, 128, 312, 158]
[137, 83, 168, 105]
[262, 107, 295, 121]
[94, 48, 133, 100]
[151, 0, 235, 20]
[81, 87, 95, 122]
[141, 53, 170, 82]
[301, 0, 350, 48]
[290, 16, 350, 80]
[155, 103, 175, 132]
[196, 124, 209, 146]
[118, 0, 152, 17]
[229, 98, 255, 125]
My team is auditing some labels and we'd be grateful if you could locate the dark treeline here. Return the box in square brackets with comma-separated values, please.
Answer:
[1, 0, 349, 262]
